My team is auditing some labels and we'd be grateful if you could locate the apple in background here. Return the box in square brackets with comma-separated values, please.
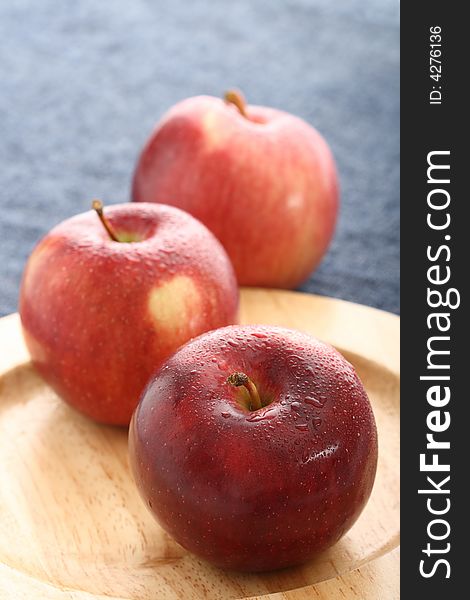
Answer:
[132, 91, 339, 289]
[129, 325, 377, 572]
[19, 201, 238, 426]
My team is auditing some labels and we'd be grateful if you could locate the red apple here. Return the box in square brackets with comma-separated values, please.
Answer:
[131, 91, 339, 289]
[129, 325, 377, 571]
[19, 202, 238, 425]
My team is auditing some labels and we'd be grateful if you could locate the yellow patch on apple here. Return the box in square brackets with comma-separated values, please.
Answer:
[201, 111, 226, 152]
[148, 275, 201, 337]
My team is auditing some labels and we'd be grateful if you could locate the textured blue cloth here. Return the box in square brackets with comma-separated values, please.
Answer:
[0, 0, 399, 317]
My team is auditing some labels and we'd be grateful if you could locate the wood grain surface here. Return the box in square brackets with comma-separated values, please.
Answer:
[0, 289, 400, 599]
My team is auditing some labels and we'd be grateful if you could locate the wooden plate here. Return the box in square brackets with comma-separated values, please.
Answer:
[0, 289, 400, 599]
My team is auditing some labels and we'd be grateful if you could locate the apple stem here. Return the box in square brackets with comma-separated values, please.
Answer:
[227, 372, 262, 411]
[224, 90, 247, 118]
[92, 199, 120, 242]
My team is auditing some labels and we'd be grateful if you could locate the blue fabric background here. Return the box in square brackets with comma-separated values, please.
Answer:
[0, 0, 399, 317]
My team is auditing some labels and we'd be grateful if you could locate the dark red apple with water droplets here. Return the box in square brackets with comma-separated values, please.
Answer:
[129, 325, 378, 571]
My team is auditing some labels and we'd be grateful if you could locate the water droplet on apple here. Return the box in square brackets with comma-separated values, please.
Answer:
[295, 423, 309, 432]
[221, 411, 231, 419]
[305, 395, 325, 408]
[246, 407, 277, 422]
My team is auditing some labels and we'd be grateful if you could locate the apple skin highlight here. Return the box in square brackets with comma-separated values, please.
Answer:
[132, 94, 339, 289]
[129, 325, 377, 572]
[19, 203, 239, 425]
